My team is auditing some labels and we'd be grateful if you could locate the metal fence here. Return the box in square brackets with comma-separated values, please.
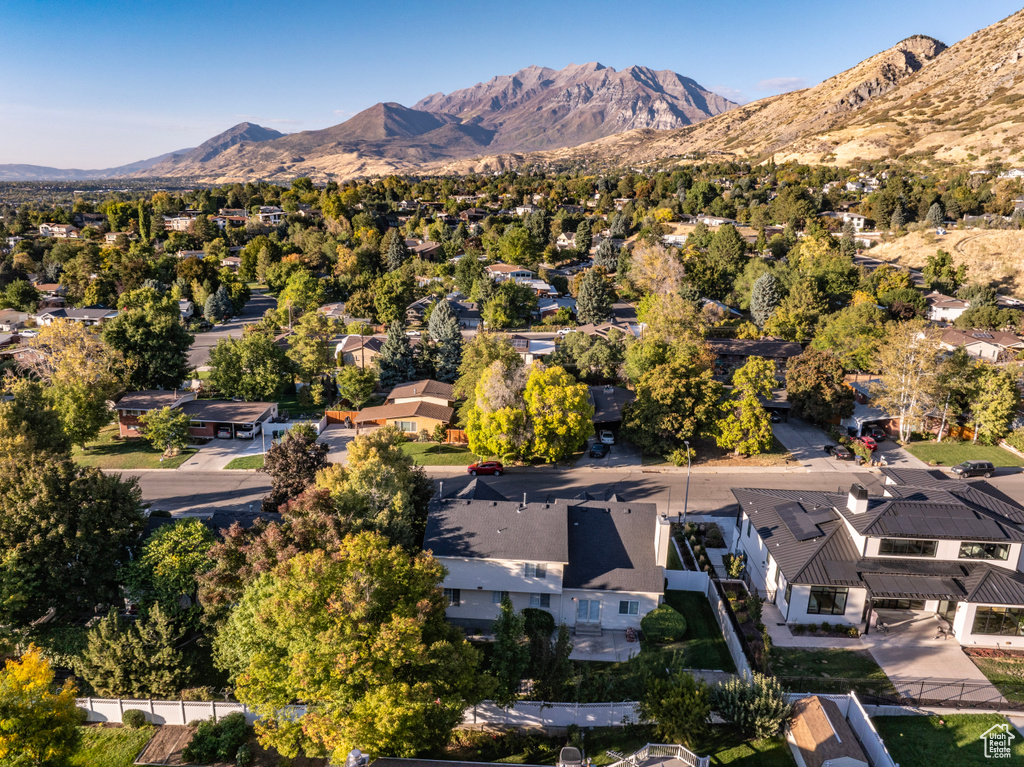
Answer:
[780, 677, 1024, 711]
[463, 700, 640, 727]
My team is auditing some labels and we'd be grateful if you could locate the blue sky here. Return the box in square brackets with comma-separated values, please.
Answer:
[2, 0, 1021, 168]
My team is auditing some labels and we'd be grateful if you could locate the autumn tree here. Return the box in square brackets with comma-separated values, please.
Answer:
[122, 519, 214, 609]
[629, 242, 684, 294]
[0, 646, 81, 765]
[483, 280, 537, 328]
[809, 303, 887, 372]
[970, 364, 1020, 444]
[336, 366, 376, 409]
[288, 311, 336, 383]
[871, 320, 942, 442]
[454, 333, 523, 400]
[258, 427, 330, 513]
[140, 406, 192, 456]
[208, 332, 291, 401]
[923, 249, 966, 294]
[465, 360, 532, 461]
[213, 536, 486, 761]
[0, 378, 73, 459]
[763, 278, 825, 343]
[716, 357, 774, 456]
[373, 270, 414, 325]
[524, 365, 594, 463]
[784, 349, 855, 427]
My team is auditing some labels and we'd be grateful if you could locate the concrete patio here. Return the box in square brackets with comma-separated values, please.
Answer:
[569, 629, 641, 662]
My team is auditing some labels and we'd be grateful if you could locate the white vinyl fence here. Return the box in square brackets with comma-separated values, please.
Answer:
[702, 578, 752, 679]
[75, 697, 302, 726]
[463, 700, 640, 727]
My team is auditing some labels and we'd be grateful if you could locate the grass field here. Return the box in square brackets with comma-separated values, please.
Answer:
[874, 715, 1024, 767]
[73, 426, 196, 470]
[224, 454, 266, 470]
[661, 590, 736, 671]
[772, 647, 892, 690]
[904, 441, 1024, 468]
[72, 725, 154, 767]
[400, 442, 477, 465]
[967, 653, 1024, 702]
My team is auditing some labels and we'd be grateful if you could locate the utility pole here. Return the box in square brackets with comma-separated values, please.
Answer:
[682, 439, 691, 530]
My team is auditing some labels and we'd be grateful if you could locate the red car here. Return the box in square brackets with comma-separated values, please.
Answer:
[467, 461, 503, 476]
[856, 436, 878, 452]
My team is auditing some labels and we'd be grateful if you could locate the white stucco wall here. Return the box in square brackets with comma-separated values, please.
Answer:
[783, 584, 868, 626]
[863, 538, 1020, 570]
[558, 589, 660, 629]
[444, 588, 565, 623]
[437, 557, 565, 595]
[954, 602, 1024, 649]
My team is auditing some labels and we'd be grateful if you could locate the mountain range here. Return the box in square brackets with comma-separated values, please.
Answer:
[4, 9, 1024, 182]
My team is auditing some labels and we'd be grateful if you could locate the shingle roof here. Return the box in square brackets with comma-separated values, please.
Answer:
[707, 337, 803, 358]
[564, 502, 663, 593]
[356, 401, 454, 424]
[387, 379, 455, 401]
[181, 400, 275, 424]
[424, 499, 570, 563]
[116, 390, 188, 411]
[789, 696, 870, 767]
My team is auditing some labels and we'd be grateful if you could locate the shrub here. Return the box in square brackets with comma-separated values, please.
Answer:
[711, 673, 793, 739]
[122, 709, 148, 729]
[217, 713, 249, 761]
[182, 719, 220, 764]
[704, 523, 726, 548]
[745, 590, 763, 627]
[1006, 427, 1024, 453]
[521, 607, 555, 638]
[182, 713, 251, 764]
[236, 743, 254, 767]
[640, 604, 688, 643]
[180, 686, 217, 701]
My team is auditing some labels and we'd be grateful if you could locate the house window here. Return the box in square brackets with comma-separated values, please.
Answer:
[190, 420, 205, 428]
[807, 586, 848, 616]
[443, 588, 460, 607]
[524, 563, 547, 578]
[878, 538, 937, 557]
[972, 606, 1024, 637]
[618, 600, 639, 615]
[491, 590, 509, 603]
[396, 421, 417, 433]
[959, 542, 1010, 561]
[530, 593, 550, 609]
[784, 583, 792, 605]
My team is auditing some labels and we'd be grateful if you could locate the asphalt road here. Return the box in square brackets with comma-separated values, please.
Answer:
[187, 291, 276, 368]
[120, 469, 271, 516]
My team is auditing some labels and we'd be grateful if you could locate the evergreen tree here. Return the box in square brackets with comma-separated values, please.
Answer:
[204, 284, 233, 323]
[385, 230, 408, 270]
[926, 202, 944, 227]
[574, 219, 592, 255]
[137, 200, 151, 243]
[491, 596, 529, 708]
[376, 321, 416, 390]
[575, 267, 614, 325]
[750, 273, 782, 328]
[594, 237, 619, 271]
[839, 220, 856, 257]
[428, 299, 464, 383]
[890, 206, 905, 232]
[609, 211, 629, 238]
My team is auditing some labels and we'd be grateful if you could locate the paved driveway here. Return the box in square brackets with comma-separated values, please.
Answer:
[178, 435, 266, 471]
[575, 436, 642, 470]
[773, 419, 929, 472]
[319, 424, 358, 465]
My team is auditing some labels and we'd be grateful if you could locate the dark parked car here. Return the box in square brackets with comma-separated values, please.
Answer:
[825, 444, 853, 460]
[589, 442, 610, 459]
[467, 461, 503, 476]
[866, 427, 887, 442]
[951, 460, 995, 478]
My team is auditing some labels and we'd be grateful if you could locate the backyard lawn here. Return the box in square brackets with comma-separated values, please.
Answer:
[660, 590, 736, 672]
[904, 441, 1024, 468]
[874, 714, 1024, 767]
[72, 426, 196, 470]
[72, 725, 154, 767]
[772, 647, 895, 696]
[965, 651, 1024, 702]
[224, 454, 265, 470]
[400, 441, 477, 466]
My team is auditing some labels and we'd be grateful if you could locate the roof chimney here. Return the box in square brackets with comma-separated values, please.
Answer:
[847, 484, 869, 515]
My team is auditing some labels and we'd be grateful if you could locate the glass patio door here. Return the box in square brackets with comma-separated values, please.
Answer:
[577, 599, 601, 623]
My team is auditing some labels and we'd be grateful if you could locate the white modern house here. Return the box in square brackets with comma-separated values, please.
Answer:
[423, 482, 670, 633]
[731, 470, 1024, 648]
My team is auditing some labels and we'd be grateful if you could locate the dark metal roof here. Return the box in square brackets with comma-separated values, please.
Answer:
[862, 496, 1024, 541]
[777, 502, 834, 542]
[792, 525, 863, 586]
[964, 566, 1024, 605]
[862, 573, 963, 600]
[881, 467, 953, 489]
[563, 502, 663, 593]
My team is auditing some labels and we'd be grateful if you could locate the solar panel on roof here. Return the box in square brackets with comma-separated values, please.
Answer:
[776, 501, 833, 541]
[824, 561, 860, 582]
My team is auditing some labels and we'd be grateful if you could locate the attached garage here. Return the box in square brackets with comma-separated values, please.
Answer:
[181, 400, 277, 440]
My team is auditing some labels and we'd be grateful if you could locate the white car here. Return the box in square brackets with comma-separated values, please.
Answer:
[599, 430, 615, 445]
[557, 328, 576, 336]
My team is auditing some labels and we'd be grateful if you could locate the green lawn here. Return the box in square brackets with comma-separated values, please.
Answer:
[904, 441, 1024, 468]
[224, 454, 266, 470]
[772, 647, 895, 696]
[433, 725, 793, 767]
[874, 715, 1024, 767]
[72, 426, 197, 470]
[401, 441, 477, 465]
[667, 542, 683, 570]
[967, 653, 1024, 702]
[72, 725, 154, 767]
[661, 590, 736, 672]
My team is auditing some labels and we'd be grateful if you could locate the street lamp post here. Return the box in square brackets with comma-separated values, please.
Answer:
[682, 439, 691, 530]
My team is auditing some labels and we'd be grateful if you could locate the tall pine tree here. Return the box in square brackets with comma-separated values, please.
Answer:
[385, 230, 409, 270]
[575, 268, 614, 325]
[428, 299, 464, 383]
[376, 321, 416, 390]
[750, 273, 782, 329]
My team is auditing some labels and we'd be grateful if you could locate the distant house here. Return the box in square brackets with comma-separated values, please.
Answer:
[555, 232, 576, 250]
[162, 216, 193, 232]
[507, 334, 554, 364]
[179, 299, 195, 321]
[355, 400, 455, 435]
[820, 211, 868, 232]
[406, 295, 437, 325]
[220, 255, 241, 271]
[253, 206, 285, 226]
[485, 263, 534, 283]
[514, 204, 540, 216]
[38, 223, 80, 239]
[181, 399, 277, 439]
[1000, 168, 1024, 180]
[0, 309, 29, 331]
[335, 335, 384, 368]
[175, 250, 206, 260]
[707, 337, 802, 371]
[538, 296, 576, 319]
[404, 239, 443, 260]
[386, 379, 456, 408]
[924, 291, 970, 322]
[451, 300, 482, 329]
[33, 307, 118, 326]
[115, 390, 195, 438]
[939, 328, 1024, 362]
[104, 232, 138, 244]
[211, 215, 247, 230]
[460, 207, 488, 223]
[512, 276, 558, 297]
[424, 481, 670, 632]
[696, 214, 738, 227]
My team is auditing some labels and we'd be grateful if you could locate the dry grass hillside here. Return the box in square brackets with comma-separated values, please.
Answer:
[868, 228, 1024, 297]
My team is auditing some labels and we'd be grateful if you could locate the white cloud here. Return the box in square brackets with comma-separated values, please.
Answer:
[709, 85, 745, 104]
[756, 77, 808, 94]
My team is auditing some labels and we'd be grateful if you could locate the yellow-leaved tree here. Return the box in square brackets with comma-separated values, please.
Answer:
[0, 646, 82, 765]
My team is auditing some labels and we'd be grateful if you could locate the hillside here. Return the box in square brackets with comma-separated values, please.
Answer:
[131, 63, 735, 182]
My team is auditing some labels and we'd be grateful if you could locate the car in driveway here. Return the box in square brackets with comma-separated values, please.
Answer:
[467, 461, 503, 476]
[866, 427, 887, 442]
[589, 442, 610, 459]
[598, 430, 615, 445]
[855, 436, 878, 452]
[824, 444, 853, 460]
[951, 460, 995, 478]
[235, 422, 261, 439]
[216, 426, 233, 439]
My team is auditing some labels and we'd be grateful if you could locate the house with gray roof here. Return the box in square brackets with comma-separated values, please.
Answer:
[732, 475, 1024, 648]
[423, 482, 671, 633]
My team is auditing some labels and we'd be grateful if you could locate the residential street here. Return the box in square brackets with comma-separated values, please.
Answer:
[187, 290, 276, 368]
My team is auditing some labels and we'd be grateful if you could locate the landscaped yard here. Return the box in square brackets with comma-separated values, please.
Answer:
[964, 649, 1024, 702]
[904, 441, 1024, 468]
[874, 714, 1024, 767]
[224, 454, 266, 470]
[72, 725, 154, 767]
[432, 725, 794, 767]
[772, 647, 895, 695]
[643, 437, 795, 468]
[400, 441, 477, 466]
[72, 426, 197, 470]
[661, 590, 736, 672]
